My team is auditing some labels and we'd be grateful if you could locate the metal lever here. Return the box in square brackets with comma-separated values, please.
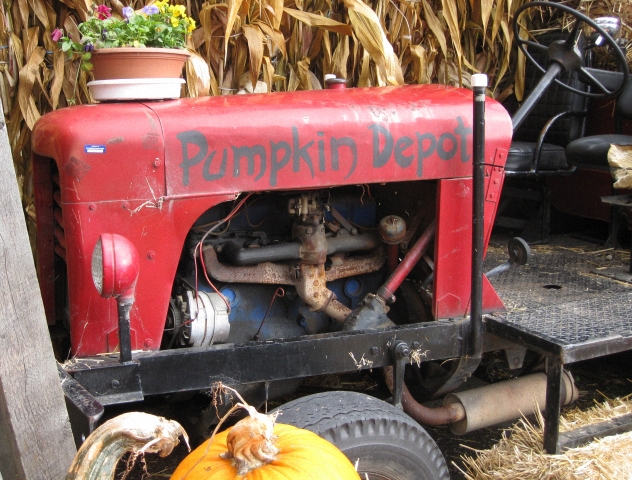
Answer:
[486, 237, 531, 278]
[390, 340, 410, 409]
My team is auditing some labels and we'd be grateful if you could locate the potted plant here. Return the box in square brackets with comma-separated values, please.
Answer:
[51, 2, 196, 100]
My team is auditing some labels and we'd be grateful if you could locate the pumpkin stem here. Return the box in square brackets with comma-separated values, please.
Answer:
[220, 408, 280, 475]
[66, 412, 189, 480]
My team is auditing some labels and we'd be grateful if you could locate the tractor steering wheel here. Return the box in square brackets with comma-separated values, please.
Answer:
[514, 1, 629, 99]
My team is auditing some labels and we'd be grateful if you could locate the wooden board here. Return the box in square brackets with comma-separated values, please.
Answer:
[0, 107, 76, 478]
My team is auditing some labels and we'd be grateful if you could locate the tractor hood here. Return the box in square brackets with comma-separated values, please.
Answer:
[33, 84, 512, 203]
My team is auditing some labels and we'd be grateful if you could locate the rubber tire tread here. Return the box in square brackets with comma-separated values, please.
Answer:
[272, 391, 450, 480]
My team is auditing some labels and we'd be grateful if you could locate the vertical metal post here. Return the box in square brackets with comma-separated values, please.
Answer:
[544, 356, 563, 454]
[118, 301, 133, 363]
[471, 74, 487, 359]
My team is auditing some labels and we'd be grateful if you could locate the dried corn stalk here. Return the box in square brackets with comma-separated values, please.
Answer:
[10, 0, 630, 253]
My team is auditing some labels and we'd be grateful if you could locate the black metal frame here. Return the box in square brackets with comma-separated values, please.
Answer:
[486, 315, 632, 453]
[64, 320, 466, 406]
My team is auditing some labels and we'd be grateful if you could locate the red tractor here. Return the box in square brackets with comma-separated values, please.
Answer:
[33, 2, 632, 478]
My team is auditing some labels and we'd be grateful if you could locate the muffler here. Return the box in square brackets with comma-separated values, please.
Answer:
[443, 371, 578, 434]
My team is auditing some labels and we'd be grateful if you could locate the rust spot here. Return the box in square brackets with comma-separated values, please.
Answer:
[65, 156, 90, 182]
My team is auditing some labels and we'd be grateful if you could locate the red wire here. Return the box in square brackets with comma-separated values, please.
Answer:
[193, 193, 255, 313]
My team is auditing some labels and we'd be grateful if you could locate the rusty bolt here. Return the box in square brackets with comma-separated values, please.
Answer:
[88, 204, 96, 211]
[147, 251, 156, 260]
[394, 342, 410, 359]
[152, 159, 162, 168]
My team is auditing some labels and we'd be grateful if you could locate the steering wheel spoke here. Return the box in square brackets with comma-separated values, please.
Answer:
[565, 19, 583, 48]
[514, 1, 628, 99]
[579, 67, 611, 94]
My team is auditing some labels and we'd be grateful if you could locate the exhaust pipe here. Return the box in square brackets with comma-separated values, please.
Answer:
[443, 371, 578, 434]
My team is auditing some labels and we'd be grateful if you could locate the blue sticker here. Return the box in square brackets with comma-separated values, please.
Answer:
[85, 145, 106, 154]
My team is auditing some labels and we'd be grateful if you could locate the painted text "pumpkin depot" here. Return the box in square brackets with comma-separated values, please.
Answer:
[177, 117, 472, 187]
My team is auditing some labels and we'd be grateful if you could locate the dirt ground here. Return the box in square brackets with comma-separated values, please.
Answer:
[106, 351, 632, 480]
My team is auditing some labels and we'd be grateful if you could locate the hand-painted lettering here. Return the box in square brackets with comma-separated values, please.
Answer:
[178, 130, 207, 186]
[270, 140, 291, 187]
[437, 132, 457, 160]
[369, 124, 393, 168]
[292, 126, 314, 177]
[455, 117, 472, 163]
[317, 132, 326, 172]
[415, 133, 436, 176]
[330, 137, 357, 178]
[176, 116, 472, 187]
[395, 136, 414, 168]
[233, 145, 266, 181]
[203, 150, 227, 181]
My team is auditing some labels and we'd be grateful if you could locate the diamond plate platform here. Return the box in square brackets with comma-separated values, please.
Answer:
[482, 237, 632, 453]
[486, 291, 632, 363]
[484, 239, 632, 361]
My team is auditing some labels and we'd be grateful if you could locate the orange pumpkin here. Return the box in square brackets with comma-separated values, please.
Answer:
[170, 411, 361, 480]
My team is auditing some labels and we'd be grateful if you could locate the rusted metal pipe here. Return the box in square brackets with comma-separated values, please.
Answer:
[444, 371, 578, 434]
[295, 264, 351, 322]
[203, 246, 384, 284]
[384, 366, 466, 426]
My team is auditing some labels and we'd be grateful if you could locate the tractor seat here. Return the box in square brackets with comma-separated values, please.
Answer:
[566, 134, 632, 170]
[566, 77, 632, 171]
[506, 141, 569, 172]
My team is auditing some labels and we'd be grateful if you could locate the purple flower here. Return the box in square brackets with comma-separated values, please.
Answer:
[122, 6, 134, 18]
[51, 28, 64, 42]
[141, 5, 159, 15]
[84, 43, 94, 52]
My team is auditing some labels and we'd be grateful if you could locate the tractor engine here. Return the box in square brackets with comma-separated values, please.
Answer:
[165, 189, 422, 348]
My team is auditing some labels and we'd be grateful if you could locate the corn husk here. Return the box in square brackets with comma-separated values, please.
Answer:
[7, 0, 632, 255]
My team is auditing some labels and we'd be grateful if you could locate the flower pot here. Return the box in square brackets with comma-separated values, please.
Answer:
[88, 78, 186, 102]
[90, 47, 190, 81]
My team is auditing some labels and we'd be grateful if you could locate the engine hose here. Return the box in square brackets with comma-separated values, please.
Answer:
[383, 366, 465, 426]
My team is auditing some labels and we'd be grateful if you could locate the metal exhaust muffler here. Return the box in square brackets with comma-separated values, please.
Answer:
[443, 371, 578, 435]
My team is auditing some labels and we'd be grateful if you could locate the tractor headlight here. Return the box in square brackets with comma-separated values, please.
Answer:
[91, 233, 139, 302]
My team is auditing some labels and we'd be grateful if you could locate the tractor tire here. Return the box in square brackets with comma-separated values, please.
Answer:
[273, 391, 450, 480]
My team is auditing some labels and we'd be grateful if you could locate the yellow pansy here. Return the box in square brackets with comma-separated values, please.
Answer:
[187, 19, 196, 32]
[170, 16, 179, 27]
[154, 0, 167, 13]
[171, 4, 186, 17]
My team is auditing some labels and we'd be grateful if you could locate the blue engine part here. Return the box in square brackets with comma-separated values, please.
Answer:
[219, 273, 383, 344]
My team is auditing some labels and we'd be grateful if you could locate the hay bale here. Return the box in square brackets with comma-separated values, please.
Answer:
[459, 397, 632, 480]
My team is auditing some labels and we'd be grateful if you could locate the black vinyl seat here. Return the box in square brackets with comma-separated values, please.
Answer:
[564, 77, 632, 246]
[566, 77, 632, 170]
[506, 141, 570, 172]
[496, 32, 589, 243]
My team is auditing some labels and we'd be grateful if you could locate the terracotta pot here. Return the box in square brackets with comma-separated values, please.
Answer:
[90, 47, 190, 81]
